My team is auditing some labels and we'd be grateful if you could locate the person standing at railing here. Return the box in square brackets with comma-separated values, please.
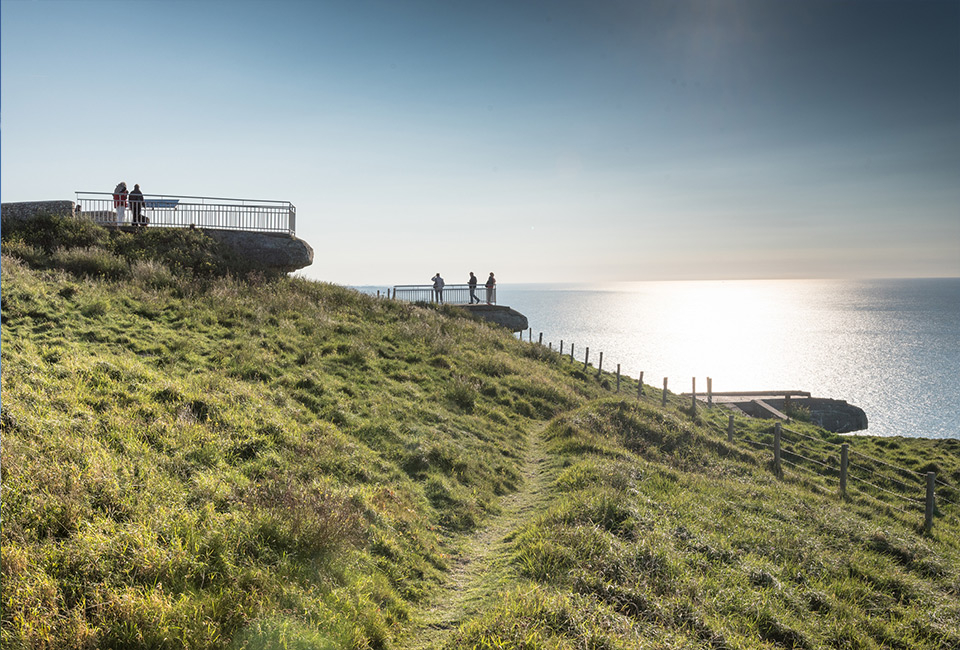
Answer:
[129, 184, 147, 226]
[468, 272, 479, 304]
[112, 181, 128, 225]
[485, 272, 496, 304]
[432, 273, 445, 304]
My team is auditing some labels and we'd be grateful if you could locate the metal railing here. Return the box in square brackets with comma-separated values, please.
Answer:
[392, 284, 497, 305]
[75, 192, 296, 235]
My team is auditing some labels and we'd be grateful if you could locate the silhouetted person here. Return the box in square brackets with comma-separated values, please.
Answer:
[485, 272, 496, 304]
[468, 271, 479, 304]
[129, 183, 147, 226]
[432, 273, 445, 304]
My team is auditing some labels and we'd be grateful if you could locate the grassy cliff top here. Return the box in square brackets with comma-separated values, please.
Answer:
[2, 216, 959, 649]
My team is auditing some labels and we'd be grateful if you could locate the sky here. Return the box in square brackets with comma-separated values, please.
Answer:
[2, 0, 958, 285]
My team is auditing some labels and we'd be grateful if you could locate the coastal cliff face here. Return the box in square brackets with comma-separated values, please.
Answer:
[1, 200, 313, 274]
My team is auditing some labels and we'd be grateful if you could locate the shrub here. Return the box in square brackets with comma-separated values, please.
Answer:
[446, 376, 479, 412]
[129, 259, 175, 288]
[1, 212, 107, 252]
[50, 246, 128, 279]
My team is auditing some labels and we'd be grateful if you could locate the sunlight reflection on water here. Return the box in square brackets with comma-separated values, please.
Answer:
[501, 279, 960, 439]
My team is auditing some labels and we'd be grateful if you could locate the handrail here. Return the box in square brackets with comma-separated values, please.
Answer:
[77, 191, 292, 206]
[392, 283, 497, 305]
[75, 191, 296, 235]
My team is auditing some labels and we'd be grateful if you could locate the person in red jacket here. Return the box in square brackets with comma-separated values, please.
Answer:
[112, 181, 128, 225]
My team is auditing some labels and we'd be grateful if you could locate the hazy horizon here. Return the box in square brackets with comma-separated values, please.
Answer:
[3, 0, 958, 285]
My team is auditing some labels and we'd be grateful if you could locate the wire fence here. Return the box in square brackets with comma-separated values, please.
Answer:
[516, 327, 959, 535]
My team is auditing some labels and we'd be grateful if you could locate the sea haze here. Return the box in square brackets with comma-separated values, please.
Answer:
[498, 279, 960, 440]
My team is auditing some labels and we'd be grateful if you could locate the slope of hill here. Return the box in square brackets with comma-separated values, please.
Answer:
[2, 215, 959, 649]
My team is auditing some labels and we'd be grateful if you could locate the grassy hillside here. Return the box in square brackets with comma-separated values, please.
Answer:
[2, 216, 959, 649]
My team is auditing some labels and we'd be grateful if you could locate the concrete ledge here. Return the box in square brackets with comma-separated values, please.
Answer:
[202, 228, 314, 274]
[459, 304, 529, 332]
[752, 399, 789, 421]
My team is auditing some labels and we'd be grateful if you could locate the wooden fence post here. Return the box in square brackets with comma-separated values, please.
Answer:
[691, 377, 697, 414]
[539, 332, 543, 345]
[638, 371, 644, 397]
[925, 472, 936, 534]
[616, 364, 621, 392]
[727, 414, 734, 442]
[840, 443, 849, 495]
[560, 340, 564, 355]
[584, 347, 589, 372]
[570, 343, 574, 361]
[707, 377, 713, 406]
[662, 378, 668, 407]
[597, 351, 603, 378]
[549, 342, 552, 351]
[774, 422, 782, 475]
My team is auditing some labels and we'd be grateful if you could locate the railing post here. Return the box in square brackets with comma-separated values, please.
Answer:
[925, 472, 936, 534]
[583, 347, 589, 372]
[662, 378, 668, 407]
[616, 364, 620, 392]
[727, 414, 734, 442]
[707, 377, 712, 406]
[691, 377, 697, 414]
[840, 443, 849, 496]
[774, 422, 782, 475]
[597, 351, 603, 378]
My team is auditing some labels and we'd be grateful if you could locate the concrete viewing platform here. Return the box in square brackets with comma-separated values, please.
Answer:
[1, 199, 314, 274]
[688, 391, 869, 433]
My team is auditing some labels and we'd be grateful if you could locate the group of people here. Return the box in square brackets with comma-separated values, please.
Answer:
[112, 181, 148, 226]
[431, 271, 496, 305]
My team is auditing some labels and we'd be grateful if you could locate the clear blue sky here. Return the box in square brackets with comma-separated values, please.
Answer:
[3, 0, 958, 284]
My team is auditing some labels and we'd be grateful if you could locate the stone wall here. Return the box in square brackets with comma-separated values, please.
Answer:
[1, 201, 75, 224]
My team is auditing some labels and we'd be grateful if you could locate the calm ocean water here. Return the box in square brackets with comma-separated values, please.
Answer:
[499, 279, 960, 440]
[354, 279, 959, 439]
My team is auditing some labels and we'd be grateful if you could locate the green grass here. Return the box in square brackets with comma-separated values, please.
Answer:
[452, 401, 960, 649]
[2, 215, 959, 649]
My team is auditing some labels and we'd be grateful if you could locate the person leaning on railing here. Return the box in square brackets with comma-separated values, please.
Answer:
[485, 272, 496, 304]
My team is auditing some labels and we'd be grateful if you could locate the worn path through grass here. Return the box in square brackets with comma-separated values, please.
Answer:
[403, 422, 555, 649]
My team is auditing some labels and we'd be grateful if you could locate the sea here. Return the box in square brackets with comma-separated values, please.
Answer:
[356, 279, 960, 440]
